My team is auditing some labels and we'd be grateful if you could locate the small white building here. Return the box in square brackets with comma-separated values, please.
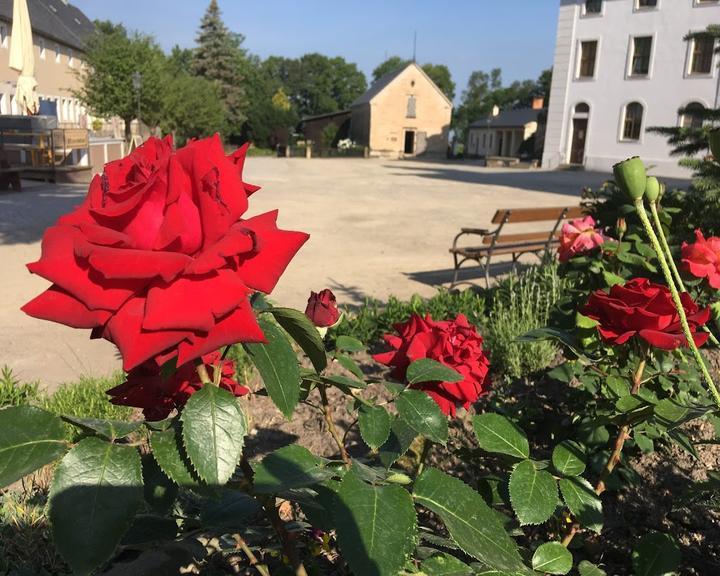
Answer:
[466, 101, 545, 159]
[542, 0, 720, 177]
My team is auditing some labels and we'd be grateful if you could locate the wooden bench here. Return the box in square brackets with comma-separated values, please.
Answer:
[486, 156, 521, 168]
[449, 206, 584, 288]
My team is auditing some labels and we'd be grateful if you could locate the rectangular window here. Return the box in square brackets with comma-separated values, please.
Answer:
[0, 24, 7, 48]
[482, 133, 487, 147]
[68, 49, 74, 67]
[636, 0, 657, 8]
[579, 40, 598, 78]
[584, 0, 602, 14]
[690, 37, 715, 75]
[406, 95, 416, 118]
[39, 38, 46, 60]
[630, 36, 652, 76]
[623, 103, 644, 141]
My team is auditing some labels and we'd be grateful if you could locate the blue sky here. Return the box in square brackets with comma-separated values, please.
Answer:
[71, 1, 559, 103]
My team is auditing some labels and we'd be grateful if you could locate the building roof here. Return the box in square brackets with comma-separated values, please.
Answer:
[300, 109, 351, 123]
[469, 107, 546, 130]
[351, 65, 408, 107]
[0, 0, 94, 52]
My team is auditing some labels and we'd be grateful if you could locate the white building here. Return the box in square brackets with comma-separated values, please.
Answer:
[542, 0, 720, 177]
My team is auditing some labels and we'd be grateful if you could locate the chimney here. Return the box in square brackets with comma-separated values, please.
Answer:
[491, 105, 500, 117]
[532, 97, 545, 110]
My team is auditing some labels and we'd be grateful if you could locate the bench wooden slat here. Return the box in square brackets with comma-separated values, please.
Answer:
[491, 206, 585, 224]
[451, 241, 558, 258]
[482, 231, 559, 245]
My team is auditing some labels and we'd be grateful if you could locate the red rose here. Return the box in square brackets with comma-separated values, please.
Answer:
[558, 215, 607, 262]
[305, 289, 340, 327]
[682, 230, 720, 289]
[22, 135, 308, 371]
[373, 314, 491, 416]
[107, 351, 247, 420]
[582, 278, 709, 350]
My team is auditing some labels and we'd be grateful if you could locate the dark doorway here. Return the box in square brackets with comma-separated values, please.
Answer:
[404, 130, 415, 154]
[570, 118, 587, 165]
[497, 133, 503, 157]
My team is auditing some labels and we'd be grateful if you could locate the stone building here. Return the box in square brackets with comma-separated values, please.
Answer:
[542, 0, 720, 177]
[0, 0, 93, 127]
[350, 62, 452, 157]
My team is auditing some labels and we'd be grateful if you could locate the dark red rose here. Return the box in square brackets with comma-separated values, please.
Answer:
[304, 289, 340, 327]
[682, 230, 720, 290]
[107, 351, 247, 420]
[373, 314, 491, 416]
[582, 277, 709, 350]
[22, 135, 308, 371]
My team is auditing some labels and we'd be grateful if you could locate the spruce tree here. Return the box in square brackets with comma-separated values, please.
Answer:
[192, 0, 247, 135]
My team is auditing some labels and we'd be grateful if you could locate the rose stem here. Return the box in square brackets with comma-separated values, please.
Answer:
[416, 437, 432, 477]
[562, 355, 647, 547]
[264, 495, 309, 576]
[233, 535, 271, 576]
[319, 384, 351, 467]
[196, 363, 212, 385]
[635, 199, 720, 409]
[649, 201, 720, 347]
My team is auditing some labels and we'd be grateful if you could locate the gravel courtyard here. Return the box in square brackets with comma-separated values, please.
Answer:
[0, 157, 684, 388]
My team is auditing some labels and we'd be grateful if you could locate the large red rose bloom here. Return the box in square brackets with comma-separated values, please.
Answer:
[682, 230, 720, 289]
[22, 135, 308, 370]
[373, 314, 491, 416]
[582, 278, 709, 350]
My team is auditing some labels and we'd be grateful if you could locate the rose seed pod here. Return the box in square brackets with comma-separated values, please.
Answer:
[709, 128, 720, 161]
[645, 176, 661, 203]
[613, 156, 647, 200]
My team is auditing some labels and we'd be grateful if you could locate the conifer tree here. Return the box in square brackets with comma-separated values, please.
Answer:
[192, 0, 247, 134]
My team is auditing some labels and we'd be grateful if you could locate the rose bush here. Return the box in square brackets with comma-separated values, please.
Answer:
[582, 277, 709, 349]
[304, 288, 340, 327]
[21, 135, 308, 371]
[373, 313, 490, 415]
[558, 215, 607, 262]
[106, 350, 246, 420]
[682, 230, 720, 289]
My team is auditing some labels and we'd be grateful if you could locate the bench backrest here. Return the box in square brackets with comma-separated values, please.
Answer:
[484, 206, 585, 246]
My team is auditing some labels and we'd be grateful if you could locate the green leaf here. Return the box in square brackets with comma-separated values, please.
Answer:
[413, 468, 530, 575]
[532, 542, 573, 574]
[654, 399, 712, 429]
[181, 385, 247, 485]
[142, 454, 177, 513]
[578, 560, 607, 576]
[0, 405, 67, 487]
[253, 444, 334, 493]
[48, 438, 142, 575]
[472, 413, 529, 459]
[421, 553, 472, 575]
[406, 358, 463, 385]
[552, 441, 586, 476]
[335, 352, 364, 379]
[396, 389, 448, 445]
[334, 469, 417, 576]
[602, 270, 625, 287]
[322, 374, 368, 390]
[358, 404, 392, 450]
[245, 318, 301, 418]
[632, 532, 680, 576]
[201, 490, 262, 529]
[377, 417, 417, 468]
[62, 416, 143, 440]
[149, 425, 198, 486]
[299, 479, 342, 531]
[121, 514, 178, 545]
[559, 477, 603, 534]
[508, 460, 558, 525]
[336, 335, 365, 352]
[269, 307, 328, 373]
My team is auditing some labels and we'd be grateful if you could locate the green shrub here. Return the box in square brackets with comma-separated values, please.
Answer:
[40, 374, 133, 422]
[484, 265, 568, 378]
[0, 365, 40, 407]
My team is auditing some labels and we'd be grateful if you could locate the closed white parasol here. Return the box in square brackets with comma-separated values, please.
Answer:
[9, 0, 39, 115]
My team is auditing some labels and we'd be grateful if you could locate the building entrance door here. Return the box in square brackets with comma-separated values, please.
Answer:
[570, 119, 587, 164]
[404, 130, 415, 154]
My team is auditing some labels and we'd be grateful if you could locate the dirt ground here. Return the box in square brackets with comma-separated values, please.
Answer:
[0, 158, 683, 389]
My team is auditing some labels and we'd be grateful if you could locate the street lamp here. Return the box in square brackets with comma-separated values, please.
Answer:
[131, 71, 142, 127]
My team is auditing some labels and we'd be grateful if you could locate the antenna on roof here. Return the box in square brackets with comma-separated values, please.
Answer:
[412, 30, 417, 62]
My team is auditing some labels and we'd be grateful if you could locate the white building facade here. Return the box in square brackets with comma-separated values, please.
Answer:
[543, 0, 720, 177]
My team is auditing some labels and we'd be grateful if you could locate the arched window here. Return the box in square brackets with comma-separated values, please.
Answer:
[574, 103, 590, 115]
[680, 102, 705, 129]
[622, 102, 643, 141]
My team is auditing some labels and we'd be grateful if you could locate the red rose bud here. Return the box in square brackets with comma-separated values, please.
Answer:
[582, 278, 709, 350]
[645, 176, 660, 203]
[21, 135, 309, 371]
[709, 128, 720, 161]
[373, 314, 491, 416]
[613, 157, 647, 201]
[305, 289, 340, 327]
[616, 217, 627, 238]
